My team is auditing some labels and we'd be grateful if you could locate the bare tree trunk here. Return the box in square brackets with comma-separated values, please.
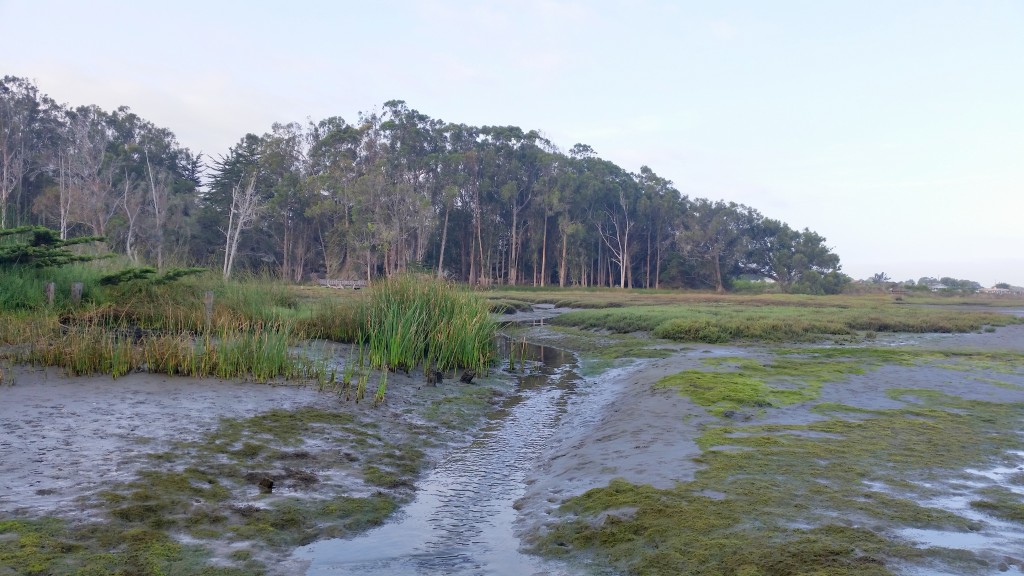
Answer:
[282, 221, 291, 280]
[713, 253, 724, 293]
[121, 170, 142, 264]
[645, 232, 651, 288]
[559, 229, 568, 287]
[222, 175, 260, 280]
[58, 152, 71, 240]
[655, 230, 662, 289]
[508, 208, 518, 285]
[469, 233, 477, 284]
[540, 214, 548, 286]
[144, 149, 166, 270]
[437, 206, 449, 279]
[476, 199, 486, 285]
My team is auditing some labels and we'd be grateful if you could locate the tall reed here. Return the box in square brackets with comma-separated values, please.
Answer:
[362, 274, 495, 376]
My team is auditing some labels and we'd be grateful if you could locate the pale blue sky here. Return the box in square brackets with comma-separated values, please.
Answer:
[3, 0, 1022, 285]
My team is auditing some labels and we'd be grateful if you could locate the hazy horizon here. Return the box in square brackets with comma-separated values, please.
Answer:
[3, 0, 1021, 286]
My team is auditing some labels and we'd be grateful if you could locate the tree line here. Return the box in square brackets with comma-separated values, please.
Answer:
[1, 76, 850, 293]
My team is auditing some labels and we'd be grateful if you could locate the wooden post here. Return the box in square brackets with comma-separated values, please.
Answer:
[45, 282, 55, 306]
[70, 282, 83, 305]
[203, 291, 215, 330]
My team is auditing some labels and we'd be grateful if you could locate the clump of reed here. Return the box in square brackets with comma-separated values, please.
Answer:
[363, 274, 495, 378]
[14, 321, 327, 382]
[1, 265, 502, 397]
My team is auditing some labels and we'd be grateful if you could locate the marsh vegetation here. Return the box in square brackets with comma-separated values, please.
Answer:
[3, 268, 1024, 575]
[0, 265, 494, 395]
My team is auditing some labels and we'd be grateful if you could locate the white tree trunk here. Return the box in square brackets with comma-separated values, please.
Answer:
[222, 175, 260, 280]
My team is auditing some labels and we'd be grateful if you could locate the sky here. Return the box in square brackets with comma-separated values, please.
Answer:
[3, 0, 1022, 286]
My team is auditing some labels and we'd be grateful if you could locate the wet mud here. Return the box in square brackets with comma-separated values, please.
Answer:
[3, 306, 1024, 575]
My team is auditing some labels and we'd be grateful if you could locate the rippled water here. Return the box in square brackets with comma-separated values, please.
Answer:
[295, 340, 585, 575]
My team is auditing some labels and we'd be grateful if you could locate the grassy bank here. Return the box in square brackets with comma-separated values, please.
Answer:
[487, 286, 1024, 309]
[0, 267, 494, 397]
[548, 300, 1019, 343]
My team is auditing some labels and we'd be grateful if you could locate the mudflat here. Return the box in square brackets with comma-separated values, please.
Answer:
[3, 309, 1024, 575]
[515, 318, 1024, 575]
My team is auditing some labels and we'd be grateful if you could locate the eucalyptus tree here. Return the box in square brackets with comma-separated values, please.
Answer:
[441, 123, 488, 284]
[531, 151, 568, 286]
[585, 155, 640, 288]
[102, 106, 199, 268]
[679, 199, 750, 292]
[474, 126, 551, 285]
[0, 77, 66, 231]
[740, 218, 848, 293]
[63, 105, 122, 238]
[377, 101, 444, 276]
[261, 122, 312, 281]
[206, 126, 319, 280]
[0, 76, 42, 228]
[205, 134, 267, 278]
[634, 165, 683, 288]
[553, 144, 598, 286]
[305, 116, 362, 277]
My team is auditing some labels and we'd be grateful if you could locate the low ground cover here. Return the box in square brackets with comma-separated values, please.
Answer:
[534, 348, 1024, 575]
[549, 301, 1018, 343]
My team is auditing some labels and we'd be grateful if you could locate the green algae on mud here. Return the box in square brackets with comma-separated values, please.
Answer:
[534, 349, 1024, 575]
[0, 517, 259, 576]
[0, 405, 424, 574]
[509, 324, 677, 376]
[0, 365, 514, 575]
[657, 347, 1024, 416]
[657, 354, 866, 415]
[423, 384, 502, 429]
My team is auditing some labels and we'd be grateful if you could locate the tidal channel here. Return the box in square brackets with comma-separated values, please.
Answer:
[295, 336, 587, 575]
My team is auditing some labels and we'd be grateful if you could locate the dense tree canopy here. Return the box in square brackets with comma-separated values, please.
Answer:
[0, 78, 849, 293]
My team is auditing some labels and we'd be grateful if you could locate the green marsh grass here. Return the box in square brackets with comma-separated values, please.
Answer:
[13, 322, 328, 382]
[355, 369, 369, 403]
[373, 370, 388, 406]
[551, 300, 1018, 343]
[363, 274, 495, 376]
[0, 264, 372, 382]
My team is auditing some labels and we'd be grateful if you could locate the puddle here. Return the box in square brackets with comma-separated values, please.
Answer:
[899, 527, 1004, 549]
[295, 338, 587, 575]
[964, 450, 1024, 495]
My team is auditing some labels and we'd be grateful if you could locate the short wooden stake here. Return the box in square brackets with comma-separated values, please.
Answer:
[45, 282, 55, 306]
[71, 282, 83, 305]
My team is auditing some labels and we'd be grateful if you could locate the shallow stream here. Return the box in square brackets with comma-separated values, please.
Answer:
[295, 337, 588, 575]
